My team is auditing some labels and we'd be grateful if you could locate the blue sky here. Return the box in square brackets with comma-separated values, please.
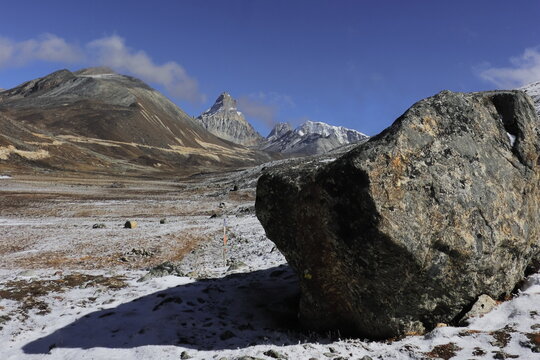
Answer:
[1, 1, 539, 136]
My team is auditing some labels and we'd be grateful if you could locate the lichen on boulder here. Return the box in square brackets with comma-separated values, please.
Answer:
[255, 90, 540, 339]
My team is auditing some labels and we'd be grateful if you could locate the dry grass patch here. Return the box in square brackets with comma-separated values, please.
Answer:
[425, 342, 462, 359]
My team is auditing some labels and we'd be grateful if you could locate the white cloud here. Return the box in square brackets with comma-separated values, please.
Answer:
[87, 35, 205, 103]
[237, 91, 296, 128]
[0, 38, 14, 67]
[0, 33, 204, 103]
[479, 46, 540, 88]
[0, 33, 82, 67]
[248, 91, 296, 108]
[237, 96, 278, 128]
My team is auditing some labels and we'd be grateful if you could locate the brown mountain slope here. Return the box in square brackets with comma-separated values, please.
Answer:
[0, 68, 274, 176]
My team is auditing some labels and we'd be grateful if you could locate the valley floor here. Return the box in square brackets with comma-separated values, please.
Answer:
[1, 172, 540, 359]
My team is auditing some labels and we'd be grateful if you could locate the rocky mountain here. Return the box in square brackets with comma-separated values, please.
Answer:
[520, 81, 540, 114]
[196, 93, 264, 147]
[0, 68, 273, 176]
[261, 120, 369, 155]
[257, 89, 540, 339]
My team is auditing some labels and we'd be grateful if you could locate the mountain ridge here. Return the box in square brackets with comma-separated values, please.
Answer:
[261, 120, 369, 155]
[196, 92, 369, 155]
[0, 68, 273, 176]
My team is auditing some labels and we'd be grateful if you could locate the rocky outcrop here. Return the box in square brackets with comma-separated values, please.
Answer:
[256, 90, 540, 339]
[266, 122, 293, 142]
[197, 93, 264, 147]
[261, 120, 369, 155]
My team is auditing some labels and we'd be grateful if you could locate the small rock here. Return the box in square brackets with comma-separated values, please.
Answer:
[180, 351, 192, 359]
[263, 349, 287, 359]
[492, 351, 519, 359]
[124, 221, 137, 229]
[137, 261, 183, 282]
[230, 185, 238, 192]
[159, 218, 166, 224]
[126, 248, 154, 257]
[210, 213, 218, 219]
[460, 294, 498, 324]
[17, 270, 36, 277]
[472, 348, 486, 356]
[227, 259, 247, 272]
[92, 223, 106, 229]
[360, 356, 373, 360]
[0, 314, 11, 327]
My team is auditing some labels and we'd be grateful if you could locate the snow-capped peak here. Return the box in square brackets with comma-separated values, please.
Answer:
[519, 81, 540, 115]
[520, 81, 540, 97]
[262, 120, 369, 155]
[202, 92, 237, 115]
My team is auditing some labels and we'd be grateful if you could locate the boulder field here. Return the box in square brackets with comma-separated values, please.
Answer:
[256, 90, 540, 339]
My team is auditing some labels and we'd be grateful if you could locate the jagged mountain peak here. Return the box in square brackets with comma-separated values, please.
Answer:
[197, 92, 263, 147]
[267, 123, 292, 140]
[203, 92, 239, 116]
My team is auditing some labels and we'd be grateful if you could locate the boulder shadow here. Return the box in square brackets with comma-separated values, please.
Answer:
[23, 265, 302, 353]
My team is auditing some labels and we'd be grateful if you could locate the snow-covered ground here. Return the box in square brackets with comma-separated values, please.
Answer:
[1, 175, 540, 359]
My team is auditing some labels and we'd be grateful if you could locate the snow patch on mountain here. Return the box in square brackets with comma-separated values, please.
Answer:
[519, 81, 540, 114]
[261, 120, 369, 155]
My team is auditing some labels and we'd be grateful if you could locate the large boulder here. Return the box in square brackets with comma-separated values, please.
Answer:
[255, 90, 540, 339]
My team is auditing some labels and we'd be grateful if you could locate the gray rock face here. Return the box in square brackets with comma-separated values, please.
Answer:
[197, 93, 264, 147]
[256, 90, 540, 339]
[266, 123, 293, 142]
[261, 121, 369, 155]
[460, 294, 497, 324]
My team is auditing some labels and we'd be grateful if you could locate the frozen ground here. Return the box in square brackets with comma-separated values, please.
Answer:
[1, 172, 540, 359]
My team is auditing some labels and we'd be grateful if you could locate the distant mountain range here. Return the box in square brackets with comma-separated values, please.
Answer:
[0, 68, 273, 176]
[0, 68, 370, 175]
[197, 92, 369, 155]
[260, 120, 369, 155]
